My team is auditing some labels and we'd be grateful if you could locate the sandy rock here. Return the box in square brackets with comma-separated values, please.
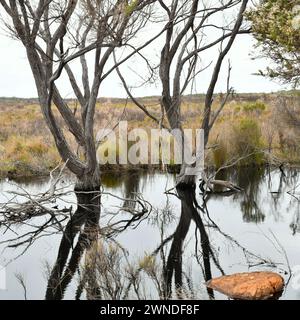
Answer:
[206, 271, 284, 300]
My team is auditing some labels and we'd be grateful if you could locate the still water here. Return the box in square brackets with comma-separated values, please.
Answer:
[0, 166, 300, 300]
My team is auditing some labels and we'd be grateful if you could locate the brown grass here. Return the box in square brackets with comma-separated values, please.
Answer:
[0, 94, 299, 177]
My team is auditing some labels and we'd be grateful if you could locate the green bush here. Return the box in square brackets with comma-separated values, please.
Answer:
[232, 118, 264, 165]
[234, 105, 241, 114]
[243, 100, 267, 114]
[213, 142, 228, 169]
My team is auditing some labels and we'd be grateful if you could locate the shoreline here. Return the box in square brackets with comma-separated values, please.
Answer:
[1, 162, 299, 181]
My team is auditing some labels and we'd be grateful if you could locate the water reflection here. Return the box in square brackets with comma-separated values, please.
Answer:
[43, 184, 221, 300]
[0, 167, 300, 299]
[46, 190, 101, 300]
[164, 188, 219, 299]
[213, 166, 266, 223]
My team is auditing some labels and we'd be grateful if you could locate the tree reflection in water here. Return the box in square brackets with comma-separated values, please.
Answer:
[48, 186, 277, 299]
[46, 189, 101, 300]
[0, 168, 294, 300]
[163, 187, 224, 300]
[43, 184, 223, 300]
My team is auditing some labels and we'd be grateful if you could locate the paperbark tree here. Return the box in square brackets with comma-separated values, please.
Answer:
[117, 0, 250, 187]
[0, 0, 154, 190]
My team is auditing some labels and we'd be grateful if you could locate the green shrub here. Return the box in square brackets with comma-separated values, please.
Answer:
[234, 105, 241, 114]
[232, 118, 264, 165]
[243, 100, 267, 114]
[213, 142, 228, 169]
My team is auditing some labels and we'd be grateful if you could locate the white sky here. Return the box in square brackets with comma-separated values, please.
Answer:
[0, 11, 289, 99]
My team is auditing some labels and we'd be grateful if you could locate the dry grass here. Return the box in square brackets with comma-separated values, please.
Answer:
[0, 93, 299, 177]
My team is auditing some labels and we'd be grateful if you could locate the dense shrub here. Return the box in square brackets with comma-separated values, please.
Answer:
[232, 118, 264, 165]
[243, 101, 266, 114]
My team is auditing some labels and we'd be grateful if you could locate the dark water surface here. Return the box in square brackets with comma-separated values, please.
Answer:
[0, 167, 300, 300]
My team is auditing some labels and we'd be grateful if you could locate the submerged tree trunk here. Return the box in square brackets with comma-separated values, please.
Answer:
[176, 163, 197, 188]
[75, 167, 101, 192]
[157, 0, 249, 189]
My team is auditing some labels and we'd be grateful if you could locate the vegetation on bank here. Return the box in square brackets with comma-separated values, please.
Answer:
[247, 0, 300, 87]
[0, 92, 299, 178]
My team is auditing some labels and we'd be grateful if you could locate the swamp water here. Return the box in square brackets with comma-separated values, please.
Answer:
[0, 166, 300, 300]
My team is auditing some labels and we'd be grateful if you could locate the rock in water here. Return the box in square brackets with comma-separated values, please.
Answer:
[206, 272, 284, 300]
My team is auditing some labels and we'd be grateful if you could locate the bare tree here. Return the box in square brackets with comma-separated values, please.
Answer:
[0, 0, 154, 191]
[118, 0, 250, 187]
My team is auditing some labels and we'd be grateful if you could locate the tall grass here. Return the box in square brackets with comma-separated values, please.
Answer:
[0, 135, 59, 176]
[1, 96, 300, 177]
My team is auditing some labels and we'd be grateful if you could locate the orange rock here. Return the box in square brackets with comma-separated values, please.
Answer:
[206, 272, 284, 300]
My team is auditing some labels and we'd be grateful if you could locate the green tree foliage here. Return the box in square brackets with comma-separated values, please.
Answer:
[247, 0, 300, 87]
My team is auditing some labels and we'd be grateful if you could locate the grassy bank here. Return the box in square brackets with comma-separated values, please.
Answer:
[0, 92, 299, 178]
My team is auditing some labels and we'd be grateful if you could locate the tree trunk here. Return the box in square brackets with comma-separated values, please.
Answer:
[74, 166, 101, 192]
[176, 162, 198, 188]
[175, 129, 202, 189]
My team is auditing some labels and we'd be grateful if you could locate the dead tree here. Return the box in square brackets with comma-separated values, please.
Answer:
[118, 0, 250, 187]
[161, 0, 249, 187]
[0, 0, 154, 191]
